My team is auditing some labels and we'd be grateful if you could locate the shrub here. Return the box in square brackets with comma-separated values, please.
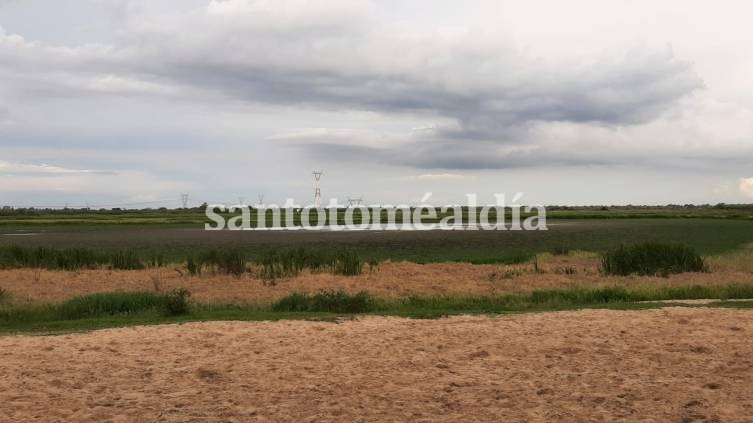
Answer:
[163, 288, 191, 315]
[270, 292, 310, 312]
[272, 290, 375, 313]
[600, 242, 706, 276]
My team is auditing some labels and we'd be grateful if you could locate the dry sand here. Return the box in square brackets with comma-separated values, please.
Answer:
[1, 307, 752, 422]
[3, 256, 753, 305]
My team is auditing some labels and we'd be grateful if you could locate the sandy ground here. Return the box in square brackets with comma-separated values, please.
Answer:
[0, 307, 752, 422]
[2, 255, 753, 305]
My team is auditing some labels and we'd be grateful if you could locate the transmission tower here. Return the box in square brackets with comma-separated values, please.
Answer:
[257, 194, 264, 207]
[312, 170, 323, 207]
[180, 193, 189, 208]
[347, 196, 363, 207]
[238, 196, 245, 206]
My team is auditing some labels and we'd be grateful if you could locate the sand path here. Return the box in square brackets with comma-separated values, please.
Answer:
[1, 308, 752, 422]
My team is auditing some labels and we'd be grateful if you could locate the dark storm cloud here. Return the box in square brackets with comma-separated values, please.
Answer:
[138, 39, 701, 131]
[304, 140, 624, 170]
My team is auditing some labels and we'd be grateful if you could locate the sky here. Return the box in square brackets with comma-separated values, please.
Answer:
[1, 0, 752, 208]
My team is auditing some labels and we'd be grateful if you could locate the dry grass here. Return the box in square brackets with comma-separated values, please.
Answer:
[2, 308, 753, 421]
[706, 247, 753, 273]
[1, 250, 752, 306]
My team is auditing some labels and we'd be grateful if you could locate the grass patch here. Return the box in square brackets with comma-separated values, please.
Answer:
[2, 284, 753, 334]
[0, 245, 146, 270]
[57, 292, 166, 319]
[4, 219, 753, 266]
[201, 249, 247, 276]
[258, 247, 363, 281]
[272, 290, 375, 313]
[600, 242, 706, 276]
[55, 289, 192, 320]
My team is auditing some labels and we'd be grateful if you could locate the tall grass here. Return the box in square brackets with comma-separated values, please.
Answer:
[0, 245, 145, 270]
[183, 247, 363, 279]
[56, 289, 191, 319]
[204, 249, 247, 276]
[0, 244, 366, 278]
[258, 247, 363, 281]
[57, 292, 166, 319]
[600, 242, 706, 276]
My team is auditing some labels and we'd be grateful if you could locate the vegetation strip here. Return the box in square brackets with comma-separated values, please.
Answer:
[2, 284, 753, 334]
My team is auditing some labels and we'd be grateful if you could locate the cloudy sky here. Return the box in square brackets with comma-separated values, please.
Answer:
[1, 0, 752, 207]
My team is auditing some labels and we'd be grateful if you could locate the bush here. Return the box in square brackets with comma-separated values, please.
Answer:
[272, 290, 375, 313]
[601, 242, 706, 276]
[163, 288, 191, 315]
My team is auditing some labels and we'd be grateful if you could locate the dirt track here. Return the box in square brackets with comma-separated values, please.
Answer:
[1, 307, 752, 422]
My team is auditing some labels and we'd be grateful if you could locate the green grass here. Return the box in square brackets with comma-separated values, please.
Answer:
[3, 204, 753, 227]
[259, 248, 363, 280]
[0, 245, 364, 278]
[57, 292, 168, 319]
[3, 219, 753, 265]
[273, 290, 375, 313]
[8, 289, 195, 323]
[601, 242, 706, 276]
[0, 245, 146, 270]
[3, 284, 753, 334]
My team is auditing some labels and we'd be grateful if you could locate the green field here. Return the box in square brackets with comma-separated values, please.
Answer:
[3, 208, 753, 333]
[2, 218, 753, 265]
[2, 204, 753, 226]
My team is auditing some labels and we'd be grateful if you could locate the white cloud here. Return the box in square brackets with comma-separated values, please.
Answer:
[0, 161, 95, 175]
[1, 0, 753, 205]
[740, 178, 753, 197]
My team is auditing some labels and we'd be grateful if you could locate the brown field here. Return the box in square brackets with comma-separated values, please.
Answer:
[2, 252, 753, 305]
[1, 308, 752, 422]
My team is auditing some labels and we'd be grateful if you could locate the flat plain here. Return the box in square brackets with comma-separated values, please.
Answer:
[2, 213, 753, 421]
